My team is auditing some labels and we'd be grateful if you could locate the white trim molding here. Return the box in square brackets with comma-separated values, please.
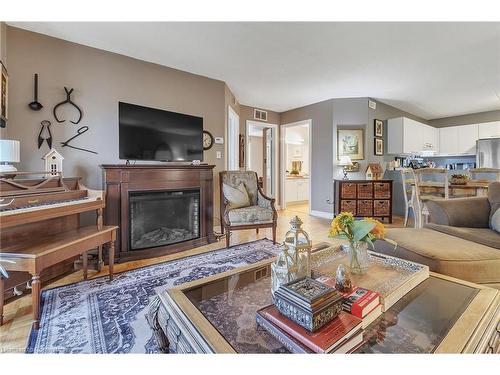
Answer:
[310, 210, 334, 220]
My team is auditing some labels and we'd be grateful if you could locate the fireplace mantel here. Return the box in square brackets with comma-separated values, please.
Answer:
[101, 164, 216, 262]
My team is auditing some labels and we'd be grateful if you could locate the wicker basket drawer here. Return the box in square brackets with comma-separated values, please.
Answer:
[340, 200, 357, 215]
[340, 182, 357, 199]
[374, 200, 390, 216]
[357, 200, 373, 216]
[357, 183, 373, 199]
[374, 182, 391, 199]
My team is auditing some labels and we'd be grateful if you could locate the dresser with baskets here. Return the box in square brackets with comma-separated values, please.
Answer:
[333, 179, 393, 223]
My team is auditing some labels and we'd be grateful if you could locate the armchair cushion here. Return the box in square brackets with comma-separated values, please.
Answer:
[227, 205, 274, 226]
[222, 182, 250, 209]
[220, 171, 259, 205]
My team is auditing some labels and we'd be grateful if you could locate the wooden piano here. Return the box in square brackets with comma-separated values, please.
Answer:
[0, 172, 118, 329]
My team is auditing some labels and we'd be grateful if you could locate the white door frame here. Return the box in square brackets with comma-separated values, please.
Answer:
[245, 120, 279, 204]
[227, 105, 240, 170]
[280, 119, 312, 213]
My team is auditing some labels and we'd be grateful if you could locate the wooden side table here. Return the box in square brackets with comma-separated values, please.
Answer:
[0, 225, 117, 329]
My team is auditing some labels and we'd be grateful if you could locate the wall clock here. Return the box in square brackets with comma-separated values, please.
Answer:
[203, 130, 214, 150]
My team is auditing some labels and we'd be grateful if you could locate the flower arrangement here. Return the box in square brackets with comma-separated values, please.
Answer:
[329, 212, 396, 273]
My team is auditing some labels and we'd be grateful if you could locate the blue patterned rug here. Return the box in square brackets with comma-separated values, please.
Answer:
[26, 239, 280, 354]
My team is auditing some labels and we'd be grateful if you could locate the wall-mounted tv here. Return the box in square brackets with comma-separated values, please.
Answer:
[119, 102, 203, 162]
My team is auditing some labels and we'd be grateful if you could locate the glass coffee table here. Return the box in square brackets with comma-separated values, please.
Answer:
[146, 246, 500, 354]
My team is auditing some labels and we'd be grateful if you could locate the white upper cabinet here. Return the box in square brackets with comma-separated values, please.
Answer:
[388, 117, 437, 155]
[439, 126, 459, 155]
[457, 124, 479, 155]
[438, 124, 478, 156]
[478, 121, 500, 139]
[422, 124, 439, 152]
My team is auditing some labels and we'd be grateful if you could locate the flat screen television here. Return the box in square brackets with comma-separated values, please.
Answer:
[119, 102, 203, 162]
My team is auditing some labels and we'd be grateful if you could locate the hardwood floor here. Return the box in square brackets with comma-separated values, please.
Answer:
[0, 208, 408, 352]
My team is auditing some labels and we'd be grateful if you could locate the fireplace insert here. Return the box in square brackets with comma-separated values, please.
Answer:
[129, 189, 200, 250]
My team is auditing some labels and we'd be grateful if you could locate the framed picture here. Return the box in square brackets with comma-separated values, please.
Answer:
[238, 134, 245, 168]
[374, 138, 384, 156]
[0, 60, 8, 128]
[374, 119, 383, 137]
[337, 129, 364, 160]
[345, 161, 360, 172]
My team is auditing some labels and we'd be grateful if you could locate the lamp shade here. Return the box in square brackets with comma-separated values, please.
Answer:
[338, 155, 353, 166]
[0, 139, 20, 163]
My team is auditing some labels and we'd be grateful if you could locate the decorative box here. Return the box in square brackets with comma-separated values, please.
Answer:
[274, 277, 343, 332]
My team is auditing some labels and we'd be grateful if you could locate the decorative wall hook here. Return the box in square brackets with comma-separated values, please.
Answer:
[53, 87, 83, 124]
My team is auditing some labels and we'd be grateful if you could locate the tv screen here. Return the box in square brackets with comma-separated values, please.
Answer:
[119, 102, 203, 162]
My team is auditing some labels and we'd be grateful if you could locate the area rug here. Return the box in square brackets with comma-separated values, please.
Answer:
[26, 239, 280, 354]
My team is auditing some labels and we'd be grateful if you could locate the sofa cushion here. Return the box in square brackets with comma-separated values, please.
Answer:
[425, 223, 500, 250]
[227, 205, 274, 225]
[491, 208, 500, 233]
[223, 182, 250, 209]
[377, 228, 500, 286]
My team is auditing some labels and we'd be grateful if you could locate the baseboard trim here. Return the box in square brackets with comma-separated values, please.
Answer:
[310, 210, 334, 220]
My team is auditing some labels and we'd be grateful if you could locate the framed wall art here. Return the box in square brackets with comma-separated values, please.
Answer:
[374, 138, 384, 156]
[0, 60, 8, 128]
[374, 119, 383, 137]
[337, 128, 364, 160]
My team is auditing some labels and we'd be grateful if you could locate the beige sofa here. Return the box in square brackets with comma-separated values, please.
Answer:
[374, 182, 500, 289]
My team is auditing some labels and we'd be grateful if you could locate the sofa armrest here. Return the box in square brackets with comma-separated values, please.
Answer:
[426, 197, 490, 228]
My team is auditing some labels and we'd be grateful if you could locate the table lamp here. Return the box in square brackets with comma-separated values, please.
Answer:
[338, 155, 353, 180]
[0, 139, 20, 172]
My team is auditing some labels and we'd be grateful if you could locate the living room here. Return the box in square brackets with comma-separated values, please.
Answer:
[1, 1, 499, 374]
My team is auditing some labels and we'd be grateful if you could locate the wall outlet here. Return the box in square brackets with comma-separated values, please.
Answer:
[216, 151, 222, 159]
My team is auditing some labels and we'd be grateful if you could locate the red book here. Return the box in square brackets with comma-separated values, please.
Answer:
[260, 305, 362, 353]
[343, 286, 380, 318]
[315, 276, 380, 318]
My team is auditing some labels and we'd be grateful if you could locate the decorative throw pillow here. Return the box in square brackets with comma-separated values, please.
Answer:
[491, 208, 500, 234]
[223, 182, 250, 209]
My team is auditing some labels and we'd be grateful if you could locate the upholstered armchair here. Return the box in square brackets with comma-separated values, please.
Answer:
[219, 171, 277, 247]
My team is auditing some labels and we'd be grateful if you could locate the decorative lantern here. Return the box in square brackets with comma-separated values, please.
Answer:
[284, 216, 312, 278]
[271, 242, 297, 296]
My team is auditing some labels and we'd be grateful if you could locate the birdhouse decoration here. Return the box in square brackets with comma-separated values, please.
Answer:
[365, 163, 383, 180]
[284, 216, 312, 278]
[42, 149, 64, 175]
[271, 242, 298, 296]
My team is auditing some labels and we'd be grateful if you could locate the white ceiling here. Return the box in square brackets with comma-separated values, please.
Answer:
[8, 22, 500, 119]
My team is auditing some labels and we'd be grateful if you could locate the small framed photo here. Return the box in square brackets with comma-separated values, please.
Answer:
[374, 119, 383, 137]
[374, 138, 384, 156]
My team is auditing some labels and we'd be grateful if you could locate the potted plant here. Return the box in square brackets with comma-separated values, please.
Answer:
[329, 212, 396, 274]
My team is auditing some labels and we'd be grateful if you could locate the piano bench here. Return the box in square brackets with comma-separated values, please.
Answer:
[0, 225, 118, 330]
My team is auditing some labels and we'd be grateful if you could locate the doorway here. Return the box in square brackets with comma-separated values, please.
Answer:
[281, 120, 312, 214]
[246, 120, 279, 200]
[227, 106, 240, 171]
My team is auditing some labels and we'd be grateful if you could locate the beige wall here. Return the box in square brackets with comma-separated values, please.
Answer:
[6, 26, 227, 219]
[239, 104, 280, 134]
[428, 109, 500, 127]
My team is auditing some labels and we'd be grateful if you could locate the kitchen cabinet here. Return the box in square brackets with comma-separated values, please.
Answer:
[285, 177, 309, 203]
[388, 117, 438, 154]
[438, 124, 478, 155]
[478, 121, 500, 139]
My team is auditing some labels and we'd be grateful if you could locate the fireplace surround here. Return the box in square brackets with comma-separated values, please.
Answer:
[101, 164, 216, 262]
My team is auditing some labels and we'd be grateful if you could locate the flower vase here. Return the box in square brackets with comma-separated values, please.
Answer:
[347, 241, 369, 274]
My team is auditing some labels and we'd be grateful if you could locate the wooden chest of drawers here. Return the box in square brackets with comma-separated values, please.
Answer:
[334, 179, 393, 223]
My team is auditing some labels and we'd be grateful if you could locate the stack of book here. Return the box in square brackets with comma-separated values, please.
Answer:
[256, 305, 363, 353]
[258, 277, 363, 353]
[273, 277, 343, 332]
[315, 275, 382, 328]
